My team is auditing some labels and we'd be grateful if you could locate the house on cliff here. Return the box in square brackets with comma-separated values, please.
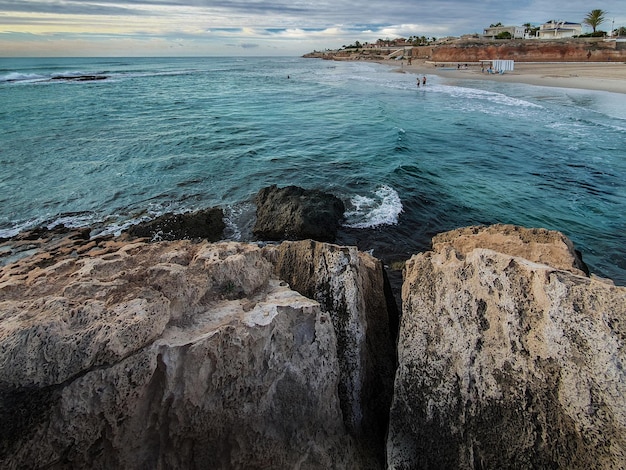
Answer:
[539, 20, 582, 39]
[483, 25, 525, 39]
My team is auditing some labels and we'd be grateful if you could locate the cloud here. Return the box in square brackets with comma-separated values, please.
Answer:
[226, 42, 260, 49]
[1, 0, 625, 56]
[0, 0, 147, 16]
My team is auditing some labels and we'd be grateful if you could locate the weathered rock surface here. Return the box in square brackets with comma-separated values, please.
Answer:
[267, 241, 397, 461]
[253, 185, 345, 242]
[432, 224, 589, 276]
[387, 225, 626, 469]
[0, 236, 389, 469]
[123, 207, 225, 241]
[5, 221, 623, 469]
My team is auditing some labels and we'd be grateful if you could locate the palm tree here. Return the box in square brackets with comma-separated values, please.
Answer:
[583, 9, 606, 33]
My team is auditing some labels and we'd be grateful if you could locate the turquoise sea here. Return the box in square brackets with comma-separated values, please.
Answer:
[1, 57, 625, 284]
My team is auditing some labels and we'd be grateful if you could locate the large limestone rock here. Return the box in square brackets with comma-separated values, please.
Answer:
[431, 224, 589, 276]
[267, 241, 397, 461]
[0, 237, 386, 469]
[387, 225, 626, 469]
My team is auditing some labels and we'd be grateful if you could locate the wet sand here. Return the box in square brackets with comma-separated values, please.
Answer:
[387, 59, 626, 94]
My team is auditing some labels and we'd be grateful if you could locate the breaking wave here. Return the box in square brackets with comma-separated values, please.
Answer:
[343, 185, 403, 229]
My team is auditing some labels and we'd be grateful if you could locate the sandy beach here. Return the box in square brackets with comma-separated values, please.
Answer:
[390, 59, 626, 94]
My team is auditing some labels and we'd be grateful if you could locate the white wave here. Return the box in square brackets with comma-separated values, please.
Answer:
[223, 202, 256, 241]
[0, 72, 47, 83]
[51, 70, 85, 78]
[0, 212, 102, 239]
[47, 213, 98, 229]
[343, 185, 403, 229]
[438, 84, 543, 109]
[0, 217, 44, 239]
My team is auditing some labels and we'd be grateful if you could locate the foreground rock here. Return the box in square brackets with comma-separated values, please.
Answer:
[268, 241, 396, 460]
[431, 224, 589, 276]
[387, 225, 626, 469]
[253, 185, 345, 242]
[123, 207, 225, 241]
[0, 235, 391, 468]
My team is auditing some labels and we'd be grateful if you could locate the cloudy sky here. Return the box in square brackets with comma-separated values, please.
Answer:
[1, 0, 624, 56]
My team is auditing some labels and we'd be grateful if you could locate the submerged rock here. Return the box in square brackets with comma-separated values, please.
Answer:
[49, 75, 108, 82]
[387, 225, 626, 469]
[253, 185, 345, 242]
[0, 236, 388, 468]
[124, 208, 225, 241]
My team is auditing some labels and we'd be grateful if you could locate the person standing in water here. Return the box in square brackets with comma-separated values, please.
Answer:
[416, 77, 420, 87]
[422, 76, 426, 86]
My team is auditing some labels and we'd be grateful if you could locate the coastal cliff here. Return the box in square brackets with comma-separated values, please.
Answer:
[305, 38, 626, 62]
[1, 224, 625, 468]
[427, 38, 626, 62]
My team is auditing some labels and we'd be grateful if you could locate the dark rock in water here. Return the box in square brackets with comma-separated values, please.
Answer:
[14, 224, 70, 241]
[124, 208, 225, 241]
[253, 185, 345, 242]
[50, 75, 108, 82]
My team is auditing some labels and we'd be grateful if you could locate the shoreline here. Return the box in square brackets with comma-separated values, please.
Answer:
[382, 59, 626, 94]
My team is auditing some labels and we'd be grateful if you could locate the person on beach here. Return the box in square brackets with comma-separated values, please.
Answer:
[422, 76, 426, 86]
[416, 77, 420, 87]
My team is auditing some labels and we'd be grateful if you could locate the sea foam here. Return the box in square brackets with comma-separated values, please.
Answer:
[0, 72, 46, 83]
[343, 185, 403, 229]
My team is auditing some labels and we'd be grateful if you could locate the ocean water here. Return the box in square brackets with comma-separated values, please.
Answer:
[1, 57, 625, 284]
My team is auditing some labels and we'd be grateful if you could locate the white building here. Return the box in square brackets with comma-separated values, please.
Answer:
[483, 25, 525, 39]
[538, 21, 582, 39]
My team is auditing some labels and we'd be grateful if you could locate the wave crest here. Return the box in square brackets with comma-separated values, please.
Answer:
[343, 185, 403, 229]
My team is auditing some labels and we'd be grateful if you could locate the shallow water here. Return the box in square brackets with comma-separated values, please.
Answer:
[1, 57, 625, 284]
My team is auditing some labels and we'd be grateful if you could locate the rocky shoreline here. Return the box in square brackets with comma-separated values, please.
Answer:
[1, 186, 625, 468]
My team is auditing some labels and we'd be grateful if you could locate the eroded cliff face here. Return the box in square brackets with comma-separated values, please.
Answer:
[427, 39, 625, 62]
[0, 237, 391, 469]
[388, 225, 626, 469]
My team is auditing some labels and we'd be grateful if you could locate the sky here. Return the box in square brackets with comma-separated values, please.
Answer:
[0, 0, 625, 57]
